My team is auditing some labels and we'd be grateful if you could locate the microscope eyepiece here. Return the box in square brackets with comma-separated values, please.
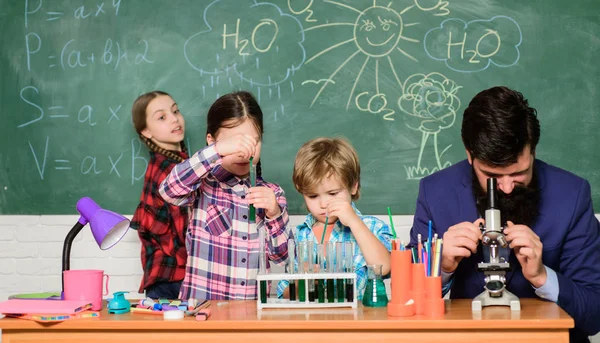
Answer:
[487, 178, 497, 209]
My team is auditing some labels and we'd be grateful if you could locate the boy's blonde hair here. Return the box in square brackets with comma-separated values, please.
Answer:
[293, 137, 361, 200]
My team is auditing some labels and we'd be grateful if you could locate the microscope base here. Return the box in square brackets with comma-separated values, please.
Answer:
[472, 289, 521, 311]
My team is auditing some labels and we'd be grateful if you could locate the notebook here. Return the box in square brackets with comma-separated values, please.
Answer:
[0, 299, 92, 315]
[8, 292, 61, 300]
[6, 310, 100, 322]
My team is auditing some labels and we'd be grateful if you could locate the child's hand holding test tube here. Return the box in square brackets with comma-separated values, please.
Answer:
[246, 157, 281, 219]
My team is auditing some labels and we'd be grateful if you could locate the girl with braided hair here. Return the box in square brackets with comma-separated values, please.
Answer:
[130, 90, 189, 299]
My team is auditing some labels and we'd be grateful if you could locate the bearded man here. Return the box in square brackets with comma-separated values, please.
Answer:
[409, 86, 600, 343]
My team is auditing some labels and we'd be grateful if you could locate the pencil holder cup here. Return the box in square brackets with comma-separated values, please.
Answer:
[388, 250, 414, 317]
[412, 263, 426, 315]
[64, 269, 109, 311]
[424, 276, 444, 317]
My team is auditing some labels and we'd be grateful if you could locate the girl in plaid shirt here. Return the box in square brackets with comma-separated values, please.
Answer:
[130, 91, 189, 299]
[160, 91, 291, 300]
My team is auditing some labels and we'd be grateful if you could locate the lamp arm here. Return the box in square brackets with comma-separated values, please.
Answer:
[61, 221, 85, 293]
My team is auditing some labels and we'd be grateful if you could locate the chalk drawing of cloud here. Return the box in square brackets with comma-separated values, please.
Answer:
[184, 0, 306, 86]
[423, 15, 522, 73]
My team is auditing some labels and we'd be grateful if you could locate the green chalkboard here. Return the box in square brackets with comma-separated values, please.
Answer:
[1, 0, 599, 215]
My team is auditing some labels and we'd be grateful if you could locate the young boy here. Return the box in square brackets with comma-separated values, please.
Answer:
[277, 137, 392, 300]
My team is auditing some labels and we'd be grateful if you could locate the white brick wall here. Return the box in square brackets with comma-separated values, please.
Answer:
[0, 214, 414, 302]
[0, 215, 142, 301]
[0, 214, 597, 343]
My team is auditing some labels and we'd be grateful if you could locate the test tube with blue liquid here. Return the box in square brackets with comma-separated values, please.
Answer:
[316, 243, 325, 303]
[307, 241, 316, 302]
[345, 242, 354, 302]
[326, 242, 335, 302]
[336, 242, 345, 302]
[298, 241, 308, 302]
[258, 226, 267, 304]
[250, 158, 267, 304]
[287, 238, 296, 301]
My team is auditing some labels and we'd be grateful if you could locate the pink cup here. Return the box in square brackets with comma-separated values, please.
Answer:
[63, 269, 109, 311]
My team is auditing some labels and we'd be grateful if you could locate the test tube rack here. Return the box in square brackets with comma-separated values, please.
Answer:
[256, 272, 357, 309]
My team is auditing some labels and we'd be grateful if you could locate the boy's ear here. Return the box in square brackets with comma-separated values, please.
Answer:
[350, 182, 359, 196]
[141, 128, 152, 140]
[206, 133, 215, 145]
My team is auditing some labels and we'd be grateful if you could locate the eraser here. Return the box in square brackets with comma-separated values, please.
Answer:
[163, 310, 184, 320]
[195, 309, 211, 321]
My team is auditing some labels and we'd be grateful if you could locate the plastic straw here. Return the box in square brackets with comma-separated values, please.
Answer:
[320, 216, 329, 244]
[387, 207, 397, 239]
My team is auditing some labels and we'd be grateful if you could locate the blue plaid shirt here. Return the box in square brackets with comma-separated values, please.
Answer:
[277, 203, 393, 300]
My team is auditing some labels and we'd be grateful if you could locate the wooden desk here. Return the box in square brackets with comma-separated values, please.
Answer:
[0, 299, 573, 343]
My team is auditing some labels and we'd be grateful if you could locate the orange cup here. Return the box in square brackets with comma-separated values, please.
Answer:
[390, 250, 412, 303]
[413, 291, 426, 315]
[412, 263, 425, 291]
[411, 263, 426, 314]
[424, 276, 444, 317]
[425, 297, 445, 317]
[387, 250, 415, 317]
[425, 276, 442, 298]
[387, 301, 415, 317]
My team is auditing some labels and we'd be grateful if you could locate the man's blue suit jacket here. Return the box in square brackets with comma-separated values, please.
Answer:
[410, 159, 600, 342]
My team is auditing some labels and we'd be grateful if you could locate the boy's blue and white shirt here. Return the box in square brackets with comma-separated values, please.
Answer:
[276, 203, 393, 300]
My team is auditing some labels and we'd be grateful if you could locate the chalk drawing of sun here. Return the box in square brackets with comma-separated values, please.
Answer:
[303, 0, 420, 109]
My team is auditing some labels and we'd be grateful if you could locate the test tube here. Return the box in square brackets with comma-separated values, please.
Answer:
[326, 242, 335, 302]
[258, 226, 267, 304]
[345, 242, 355, 302]
[307, 241, 316, 302]
[249, 157, 256, 223]
[287, 238, 296, 301]
[316, 244, 326, 303]
[298, 241, 308, 302]
[336, 242, 345, 302]
[249, 157, 266, 303]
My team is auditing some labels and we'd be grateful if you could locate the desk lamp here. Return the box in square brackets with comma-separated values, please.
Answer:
[61, 197, 130, 297]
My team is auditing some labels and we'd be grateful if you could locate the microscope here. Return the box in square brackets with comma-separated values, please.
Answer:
[472, 178, 521, 311]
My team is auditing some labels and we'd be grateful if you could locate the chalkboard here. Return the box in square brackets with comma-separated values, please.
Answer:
[1, 0, 599, 215]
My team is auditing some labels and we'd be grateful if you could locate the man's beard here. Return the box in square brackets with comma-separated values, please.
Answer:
[473, 167, 541, 228]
